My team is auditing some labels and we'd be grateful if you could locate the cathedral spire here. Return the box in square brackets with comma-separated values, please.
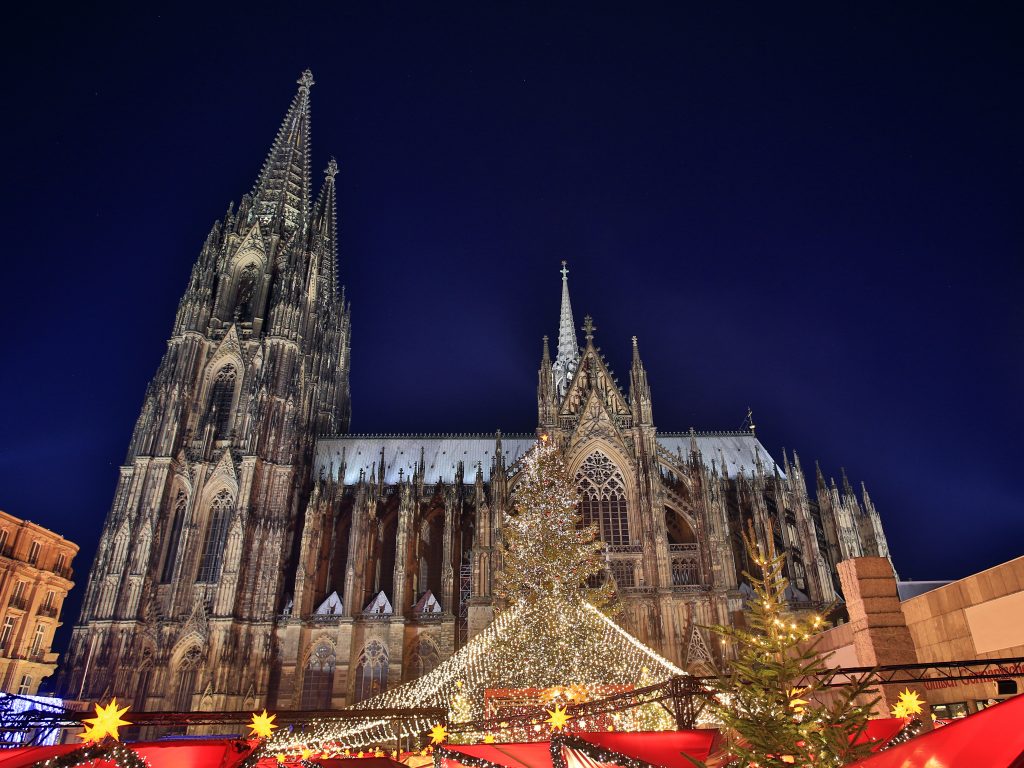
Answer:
[251, 70, 314, 236]
[311, 157, 340, 298]
[552, 261, 580, 399]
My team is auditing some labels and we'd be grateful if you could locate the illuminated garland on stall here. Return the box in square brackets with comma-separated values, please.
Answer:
[31, 741, 149, 768]
[549, 735, 664, 768]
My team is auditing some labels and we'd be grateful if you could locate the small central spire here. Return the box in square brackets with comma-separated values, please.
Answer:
[552, 261, 580, 400]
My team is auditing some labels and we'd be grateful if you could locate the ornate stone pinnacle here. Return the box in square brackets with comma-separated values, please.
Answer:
[297, 69, 315, 90]
[560, 260, 569, 280]
[325, 157, 338, 178]
[632, 335, 638, 346]
[583, 315, 595, 340]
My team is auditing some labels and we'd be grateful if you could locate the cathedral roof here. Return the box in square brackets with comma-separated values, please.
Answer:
[315, 430, 778, 484]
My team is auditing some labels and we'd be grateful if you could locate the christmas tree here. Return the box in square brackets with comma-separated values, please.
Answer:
[496, 436, 614, 609]
[700, 525, 878, 767]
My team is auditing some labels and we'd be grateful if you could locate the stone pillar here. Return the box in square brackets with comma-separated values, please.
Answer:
[837, 557, 930, 724]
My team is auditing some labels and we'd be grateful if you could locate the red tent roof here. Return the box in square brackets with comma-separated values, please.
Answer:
[440, 742, 556, 768]
[848, 695, 1024, 768]
[559, 731, 720, 767]
[0, 739, 257, 768]
[438, 731, 719, 768]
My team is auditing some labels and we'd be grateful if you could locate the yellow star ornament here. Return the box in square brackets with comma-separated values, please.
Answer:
[82, 698, 132, 742]
[430, 723, 448, 744]
[897, 688, 924, 716]
[483, 733, 496, 744]
[77, 724, 102, 743]
[546, 704, 572, 731]
[248, 709, 279, 739]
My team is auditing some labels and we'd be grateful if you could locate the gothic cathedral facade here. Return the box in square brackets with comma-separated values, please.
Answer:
[62, 73, 890, 713]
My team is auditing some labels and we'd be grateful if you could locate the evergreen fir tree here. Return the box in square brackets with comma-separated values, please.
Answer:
[702, 525, 878, 767]
[495, 437, 614, 609]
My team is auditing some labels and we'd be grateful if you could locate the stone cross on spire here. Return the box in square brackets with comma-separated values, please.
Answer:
[552, 261, 580, 401]
[298, 69, 315, 90]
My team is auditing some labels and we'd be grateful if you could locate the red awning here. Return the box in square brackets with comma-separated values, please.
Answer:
[557, 731, 720, 768]
[0, 739, 257, 768]
[439, 742, 556, 768]
[847, 695, 1024, 768]
[439, 731, 719, 768]
[853, 719, 906, 751]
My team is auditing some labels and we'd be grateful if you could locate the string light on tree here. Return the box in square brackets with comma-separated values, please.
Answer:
[700, 523, 879, 768]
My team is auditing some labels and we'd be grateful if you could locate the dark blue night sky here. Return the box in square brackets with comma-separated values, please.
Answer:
[2, 3, 1021, 655]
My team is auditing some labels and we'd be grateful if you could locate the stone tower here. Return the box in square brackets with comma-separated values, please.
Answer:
[60, 71, 351, 712]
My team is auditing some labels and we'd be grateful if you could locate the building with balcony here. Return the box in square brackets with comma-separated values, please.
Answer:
[0, 511, 77, 695]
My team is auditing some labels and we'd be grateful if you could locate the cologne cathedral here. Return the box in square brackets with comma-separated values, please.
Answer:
[62, 72, 890, 714]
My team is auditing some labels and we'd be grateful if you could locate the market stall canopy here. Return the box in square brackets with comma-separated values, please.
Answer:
[438, 732, 719, 768]
[847, 695, 1024, 768]
[555, 731, 720, 768]
[439, 742, 556, 768]
[0, 738, 257, 768]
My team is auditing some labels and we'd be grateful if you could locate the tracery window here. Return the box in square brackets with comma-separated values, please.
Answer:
[576, 452, 630, 546]
[208, 365, 236, 439]
[196, 490, 233, 583]
[791, 554, 807, 592]
[300, 643, 336, 710]
[161, 491, 188, 583]
[174, 646, 202, 712]
[353, 641, 389, 702]
[234, 263, 260, 321]
[408, 637, 441, 679]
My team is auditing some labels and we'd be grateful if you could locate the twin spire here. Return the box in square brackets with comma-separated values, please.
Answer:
[251, 69, 331, 238]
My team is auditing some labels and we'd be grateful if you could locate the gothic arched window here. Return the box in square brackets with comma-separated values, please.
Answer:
[196, 491, 233, 583]
[234, 263, 260, 322]
[353, 640, 389, 702]
[174, 646, 203, 712]
[161, 491, 188, 583]
[408, 636, 440, 679]
[576, 452, 630, 546]
[208, 366, 236, 439]
[300, 643, 336, 710]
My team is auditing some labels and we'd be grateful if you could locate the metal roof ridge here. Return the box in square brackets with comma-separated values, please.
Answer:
[318, 432, 536, 440]
[658, 430, 758, 438]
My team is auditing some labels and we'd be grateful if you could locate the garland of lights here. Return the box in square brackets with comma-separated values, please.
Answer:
[434, 745, 507, 768]
[30, 742, 149, 768]
[878, 716, 924, 749]
[549, 735, 664, 768]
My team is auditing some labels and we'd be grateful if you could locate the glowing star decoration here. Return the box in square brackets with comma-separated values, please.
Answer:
[301, 748, 313, 760]
[249, 709, 279, 739]
[82, 698, 132, 742]
[896, 688, 924, 717]
[430, 723, 448, 744]
[483, 734, 496, 744]
[77, 724, 101, 743]
[546, 704, 572, 731]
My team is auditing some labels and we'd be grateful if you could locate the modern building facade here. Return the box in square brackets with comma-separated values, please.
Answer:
[814, 555, 1024, 721]
[62, 72, 891, 714]
[0, 511, 77, 695]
